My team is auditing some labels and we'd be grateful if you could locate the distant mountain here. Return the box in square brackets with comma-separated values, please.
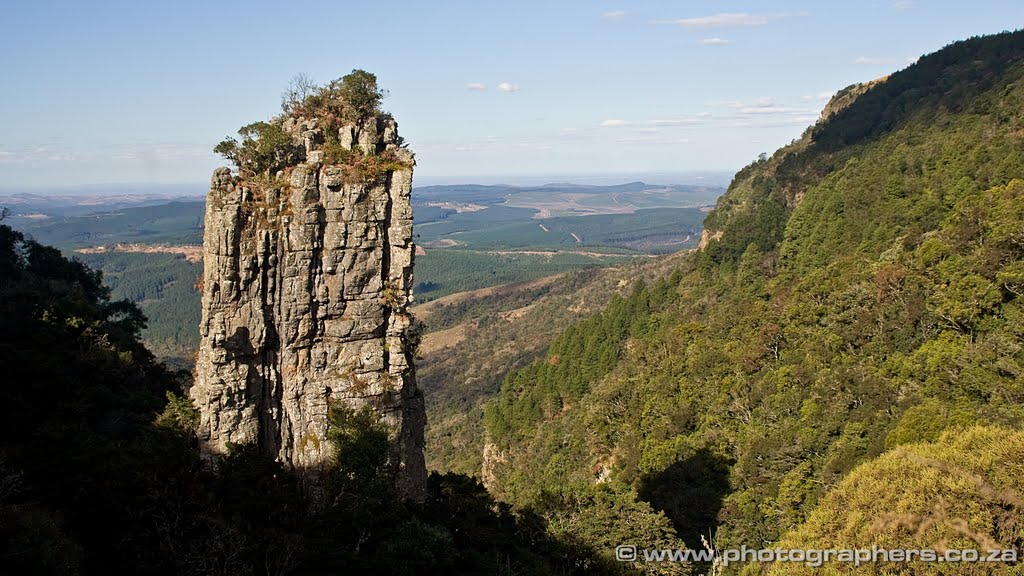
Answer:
[412, 183, 515, 202]
[0, 191, 206, 218]
[0, 181, 206, 197]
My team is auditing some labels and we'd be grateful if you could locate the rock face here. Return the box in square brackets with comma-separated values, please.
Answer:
[190, 113, 426, 499]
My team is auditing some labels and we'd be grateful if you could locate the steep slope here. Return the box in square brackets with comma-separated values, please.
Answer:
[481, 29, 1024, 566]
[419, 250, 693, 476]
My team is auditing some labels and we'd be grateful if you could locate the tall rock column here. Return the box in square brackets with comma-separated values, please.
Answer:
[190, 112, 426, 499]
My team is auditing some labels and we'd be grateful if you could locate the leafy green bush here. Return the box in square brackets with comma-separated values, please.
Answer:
[214, 121, 298, 176]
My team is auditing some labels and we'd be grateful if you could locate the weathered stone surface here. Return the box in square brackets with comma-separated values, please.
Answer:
[191, 113, 426, 500]
[339, 124, 356, 151]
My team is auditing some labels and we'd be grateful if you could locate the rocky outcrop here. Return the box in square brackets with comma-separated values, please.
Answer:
[190, 112, 426, 499]
[480, 442, 507, 491]
[817, 76, 888, 124]
[697, 228, 723, 251]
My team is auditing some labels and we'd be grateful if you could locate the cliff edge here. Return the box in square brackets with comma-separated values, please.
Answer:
[190, 71, 426, 499]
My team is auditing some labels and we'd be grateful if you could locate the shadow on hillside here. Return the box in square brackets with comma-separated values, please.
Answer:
[637, 448, 733, 548]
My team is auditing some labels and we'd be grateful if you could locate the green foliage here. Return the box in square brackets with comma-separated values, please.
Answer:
[332, 69, 388, 121]
[813, 31, 1024, 151]
[285, 69, 387, 122]
[78, 251, 202, 365]
[242, 70, 406, 187]
[155, 390, 200, 433]
[485, 275, 682, 450]
[324, 405, 395, 533]
[215, 120, 298, 176]
[0, 224, 195, 573]
[539, 486, 692, 575]
[883, 399, 974, 448]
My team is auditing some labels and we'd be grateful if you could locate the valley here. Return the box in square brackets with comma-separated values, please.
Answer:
[5, 180, 719, 367]
[477, 31, 1024, 573]
[3, 12, 1024, 575]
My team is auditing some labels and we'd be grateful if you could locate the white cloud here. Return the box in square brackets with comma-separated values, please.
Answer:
[855, 56, 900, 65]
[739, 106, 806, 114]
[496, 82, 520, 93]
[657, 12, 769, 29]
[704, 98, 820, 127]
[648, 117, 704, 126]
[0, 141, 213, 166]
[718, 97, 784, 112]
[600, 114, 712, 128]
[894, 0, 915, 9]
[702, 37, 735, 45]
[601, 10, 628, 20]
[802, 91, 835, 102]
[466, 82, 486, 91]
[615, 135, 692, 145]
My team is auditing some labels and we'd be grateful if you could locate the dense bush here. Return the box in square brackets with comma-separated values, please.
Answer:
[214, 121, 299, 177]
[283, 69, 387, 122]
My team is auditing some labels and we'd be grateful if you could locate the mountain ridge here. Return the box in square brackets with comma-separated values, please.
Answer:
[473, 29, 1024, 571]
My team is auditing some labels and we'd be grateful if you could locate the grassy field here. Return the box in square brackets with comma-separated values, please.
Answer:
[414, 248, 638, 302]
[426, 208, 705, 252]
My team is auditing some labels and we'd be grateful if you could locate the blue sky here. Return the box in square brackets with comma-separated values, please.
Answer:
[1, 1, 1021, 189]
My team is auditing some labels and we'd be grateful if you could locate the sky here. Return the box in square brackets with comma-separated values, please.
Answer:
[1, 1, 1022, 190]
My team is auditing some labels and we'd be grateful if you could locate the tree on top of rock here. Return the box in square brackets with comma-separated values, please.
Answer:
[282, 69, 388, 123]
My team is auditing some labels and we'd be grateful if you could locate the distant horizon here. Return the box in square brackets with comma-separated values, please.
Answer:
[5, 2, 1021, 188]
[0, 170, 737, 197]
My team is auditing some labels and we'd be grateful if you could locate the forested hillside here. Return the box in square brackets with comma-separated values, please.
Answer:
[482, 31, 1024, 572]
[77, 251, 202, 365]
[418, 250, 693, 477]
[0, 222, 647, 575]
